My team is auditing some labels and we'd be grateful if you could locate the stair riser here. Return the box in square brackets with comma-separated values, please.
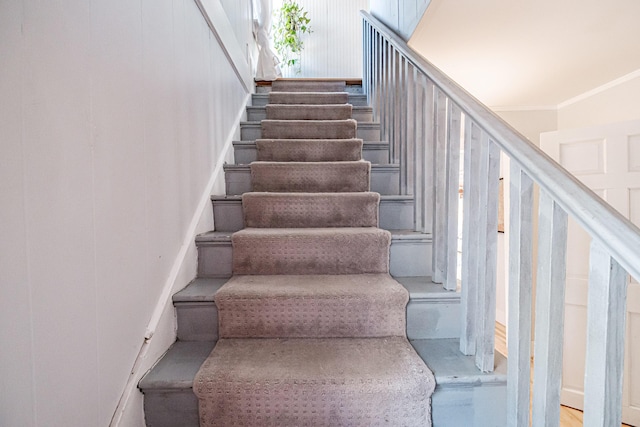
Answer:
[175, 303, 218, 342]
[247, 107, 373, 122]
[211, 197, 414, 232]
[233, 142, 389, 164]
[252, 93, 368, 106]
[175, 293, 459, 342]
[196, 237, 432, 278]
[240, 122, 380, 141]
[142, 391, 199, 427]
[431, 383, 507, 426]
[224, 165, 400, 195]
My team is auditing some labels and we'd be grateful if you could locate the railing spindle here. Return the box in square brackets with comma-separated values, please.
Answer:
[460, 120, 482, 355]
[583, 241, 628, 427]
[506, 163, 534, 427]
[444, 104, 462, 291]
[532, 191, 568, 427]
[432, 89, 448, 283]
[475, 138, 500, 372]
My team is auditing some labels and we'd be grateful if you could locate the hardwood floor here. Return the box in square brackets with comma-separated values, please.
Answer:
[494, 322, 632, 427]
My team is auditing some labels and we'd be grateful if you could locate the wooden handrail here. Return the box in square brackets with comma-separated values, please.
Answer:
[361, 11, 640, 281]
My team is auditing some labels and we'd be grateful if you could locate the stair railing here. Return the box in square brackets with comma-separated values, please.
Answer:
[362, 11, 640, 426]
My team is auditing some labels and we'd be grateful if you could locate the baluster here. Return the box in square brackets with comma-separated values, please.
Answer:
[532, 191, 568, 427]
[460, 120, 481, 355]
[475, 137, 500, 372]
[415, 77, 434, 235]
[405, 63, 416, 197]
[398, 55, 407, 193]
[444, 104, 462, 291]
[432, 89, 448, 284]
[583, 241, 628, 427]
[506, 164, 534, 426]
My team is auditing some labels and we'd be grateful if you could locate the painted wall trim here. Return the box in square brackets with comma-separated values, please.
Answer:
[194, 0, 255, 93]
[557, 68, 640, 109]
[109, 93, 250, 427]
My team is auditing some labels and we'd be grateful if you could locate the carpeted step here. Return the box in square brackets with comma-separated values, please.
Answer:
[256, 138, 362, 162]
[268, 91, 349, 105]
[232, 227, 390, 275]
[251, 161, 370, 193]
[242, 192, 379, 228]
[194, 337, 435, 426]
[261, 119, 357, 139]
[271, 79, 346, 92]
[265, 104, 352, 120]
[215, 274, 408, 338]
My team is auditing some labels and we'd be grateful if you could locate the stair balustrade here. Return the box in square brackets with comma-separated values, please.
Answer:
[362, 11, 640, 426]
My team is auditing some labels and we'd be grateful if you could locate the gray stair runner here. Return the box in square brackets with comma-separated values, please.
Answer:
[194, 79, 436, 426]
[266, 104, 352, 120]
[268, 91, 349, 105]
[251, 161, 370, 193]
[271, 79, 346, 92]
[255, 138, 363, 162]
[261, 118, 357, 139]
[243, 192, 379, 228]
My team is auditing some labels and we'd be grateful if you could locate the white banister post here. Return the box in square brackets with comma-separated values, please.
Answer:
[532, 191, 568, 427]
[506, 164, 534, 426]
[444, 104, 462, 291]
[460, 120, 482, 355]
[475, 138, 500, 372]
[405, 63, 416, 197]
[583, 241, 628, 427]
[432, 88, 448, 284]
[422, 78, 435, 236]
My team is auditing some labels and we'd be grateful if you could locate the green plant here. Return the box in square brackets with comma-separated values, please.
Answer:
[272, 0, 311, 73]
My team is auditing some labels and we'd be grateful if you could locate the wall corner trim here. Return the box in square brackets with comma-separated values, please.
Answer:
[557, 68, 640, 110]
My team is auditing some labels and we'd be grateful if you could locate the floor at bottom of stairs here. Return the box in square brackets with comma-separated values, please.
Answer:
[139, 338, 508, 427]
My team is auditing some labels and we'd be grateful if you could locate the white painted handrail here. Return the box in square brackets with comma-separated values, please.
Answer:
[362, 10, 639, 426]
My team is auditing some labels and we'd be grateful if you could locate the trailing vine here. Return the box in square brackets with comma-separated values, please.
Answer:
[272, 1, 311, 74]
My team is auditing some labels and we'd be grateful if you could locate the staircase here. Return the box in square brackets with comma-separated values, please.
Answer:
[139, 79, 507, 426]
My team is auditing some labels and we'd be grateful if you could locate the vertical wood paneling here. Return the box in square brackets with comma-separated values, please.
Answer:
[278, 0, 369, 78]
[583, 241, 629, 427]
[507, 163, 534, 427]
[532, 191, 569, 427]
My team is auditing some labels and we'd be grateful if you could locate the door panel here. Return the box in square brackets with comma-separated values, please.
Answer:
[541, 119, 640, 426]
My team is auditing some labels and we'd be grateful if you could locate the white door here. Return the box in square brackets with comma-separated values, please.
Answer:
[541, 119, 640, 426]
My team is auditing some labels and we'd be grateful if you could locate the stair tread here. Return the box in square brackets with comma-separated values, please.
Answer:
[139, 338, 501, 392]
[411, 339, 507, 386]
[195, 229, 428, 243]
[216, 274, 408, 338]
[196, 337, 431, 382]
[139, 341, 215, 390]
[211, 193, 414, 202]
[396, 276, 461, 300]
[216, 273, 405, 299]
[173, 276, 456, 305]
[173, 278, 228, 303]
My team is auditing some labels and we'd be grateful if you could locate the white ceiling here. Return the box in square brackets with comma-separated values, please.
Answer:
[408, 0, 640, 108]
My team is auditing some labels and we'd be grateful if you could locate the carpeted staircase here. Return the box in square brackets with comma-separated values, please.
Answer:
[138, 79, 509, 427]
[193, 80, 435, 426]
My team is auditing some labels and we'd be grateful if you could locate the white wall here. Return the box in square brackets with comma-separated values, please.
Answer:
[273, 0, 369, 78]
[0, 0, 253, 426]
[370, 0, 431, 40]
[558, 70, 640, 130]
